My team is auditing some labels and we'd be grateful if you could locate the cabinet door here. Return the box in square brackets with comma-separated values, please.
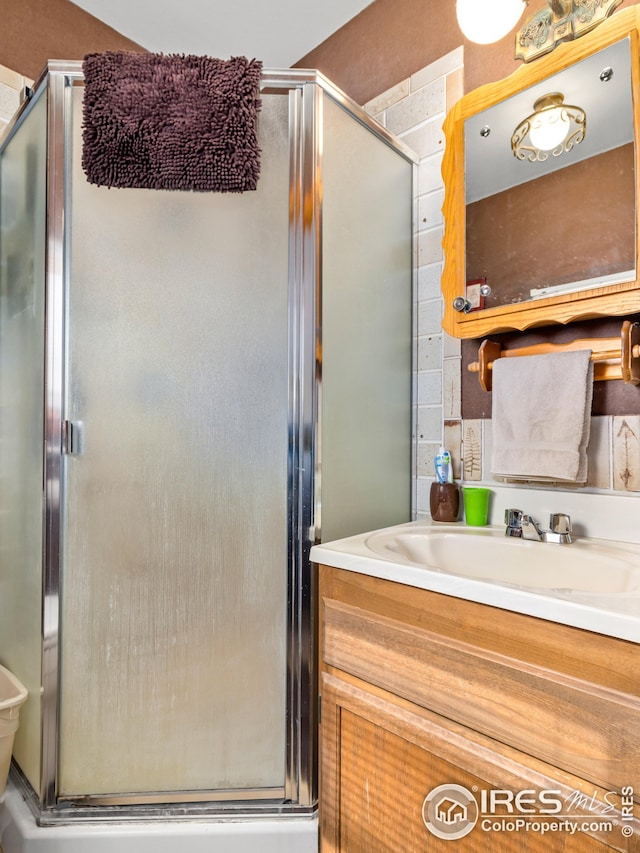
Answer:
[320, 672, 637, 853]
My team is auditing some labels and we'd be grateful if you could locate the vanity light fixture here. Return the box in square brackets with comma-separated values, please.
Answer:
[511, 92, 586, 162]
[456, 0, 622, 59]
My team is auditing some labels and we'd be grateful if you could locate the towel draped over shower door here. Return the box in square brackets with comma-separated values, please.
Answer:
[81, 51, 263, 193]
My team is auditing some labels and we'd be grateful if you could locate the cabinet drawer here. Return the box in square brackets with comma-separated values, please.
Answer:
[322, 597, 640, 795]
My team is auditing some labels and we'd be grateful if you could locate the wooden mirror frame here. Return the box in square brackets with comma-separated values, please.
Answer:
[442, 6, 640, 339]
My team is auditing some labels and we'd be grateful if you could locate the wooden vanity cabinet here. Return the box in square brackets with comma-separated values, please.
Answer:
[318, 565, 640, 852]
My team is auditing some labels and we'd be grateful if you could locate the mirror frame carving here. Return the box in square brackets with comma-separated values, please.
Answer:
[442, 6, 640, 339]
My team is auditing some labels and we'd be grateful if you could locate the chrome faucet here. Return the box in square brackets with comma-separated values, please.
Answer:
[504, 509, 573, 544]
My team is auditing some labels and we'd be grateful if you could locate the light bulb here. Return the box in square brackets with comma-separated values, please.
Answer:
[512, 92, 585, 161]
[456, 0, 527, 44]
[529, 107, 570, 151]
[528, 95, 571, 151]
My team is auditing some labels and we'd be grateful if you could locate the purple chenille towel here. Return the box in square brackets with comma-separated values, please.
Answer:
[81, 52, 262, 192]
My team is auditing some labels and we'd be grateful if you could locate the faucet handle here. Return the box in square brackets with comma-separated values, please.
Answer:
[504, 509, 524, 537]
[550, 513, 572, 535]
[504, 508, 523, 527]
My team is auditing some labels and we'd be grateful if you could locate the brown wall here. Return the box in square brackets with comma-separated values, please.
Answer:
[7, 0, 639, 103]
[2, 0, 145, 81]
[296, 0, 640, 105]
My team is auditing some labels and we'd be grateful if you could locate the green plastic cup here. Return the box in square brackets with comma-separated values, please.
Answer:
[462, 487, 491, 526]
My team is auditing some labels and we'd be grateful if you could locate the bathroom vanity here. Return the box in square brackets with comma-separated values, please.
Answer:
[312, 523, 640, 852]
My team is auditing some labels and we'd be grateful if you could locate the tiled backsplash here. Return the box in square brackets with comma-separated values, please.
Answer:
[365, 47, 640, 538]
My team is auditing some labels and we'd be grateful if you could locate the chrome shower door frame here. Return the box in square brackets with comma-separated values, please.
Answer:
[6, 62, 414, 823]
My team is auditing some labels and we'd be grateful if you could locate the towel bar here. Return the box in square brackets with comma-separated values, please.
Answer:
[468, 320, 640, 391]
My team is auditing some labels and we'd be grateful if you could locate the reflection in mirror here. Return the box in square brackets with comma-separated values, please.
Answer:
[464, 37, 635, 312]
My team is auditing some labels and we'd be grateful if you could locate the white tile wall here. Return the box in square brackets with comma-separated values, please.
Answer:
[365, 47, 640, 536]
[0, 65, 31, 135]
[365, 48, 463, 519]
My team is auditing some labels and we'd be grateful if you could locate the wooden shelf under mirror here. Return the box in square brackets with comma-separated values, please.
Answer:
[442, 6, 640, 339]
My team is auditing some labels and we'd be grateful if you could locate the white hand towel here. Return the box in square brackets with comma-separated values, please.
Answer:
[490, 349, 594, 483]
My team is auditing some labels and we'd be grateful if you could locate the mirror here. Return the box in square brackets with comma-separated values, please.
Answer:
[442, 6, 640, 338]
[466, 38, 634, 309]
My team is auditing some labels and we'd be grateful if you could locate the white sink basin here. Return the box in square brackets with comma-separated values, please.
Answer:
[364, 526, 640, 594]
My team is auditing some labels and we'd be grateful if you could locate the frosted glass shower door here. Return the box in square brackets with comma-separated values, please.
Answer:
[0, 90, 47, 794]
[58, 88, 290, 797]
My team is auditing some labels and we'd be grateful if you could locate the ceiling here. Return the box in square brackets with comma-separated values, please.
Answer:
[69, 0, 374, 68]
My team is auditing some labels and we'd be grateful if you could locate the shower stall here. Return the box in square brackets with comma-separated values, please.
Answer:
[0, 60, 414, 836]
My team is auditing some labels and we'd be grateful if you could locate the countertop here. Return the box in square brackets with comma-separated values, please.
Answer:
[310, 520, 640, 644]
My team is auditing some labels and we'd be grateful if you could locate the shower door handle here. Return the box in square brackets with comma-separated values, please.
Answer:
[61, 420, 83, 455]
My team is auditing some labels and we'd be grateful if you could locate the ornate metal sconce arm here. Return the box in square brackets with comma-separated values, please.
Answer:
[516, 0, 623, 62]
[548, 0, 569, 17]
